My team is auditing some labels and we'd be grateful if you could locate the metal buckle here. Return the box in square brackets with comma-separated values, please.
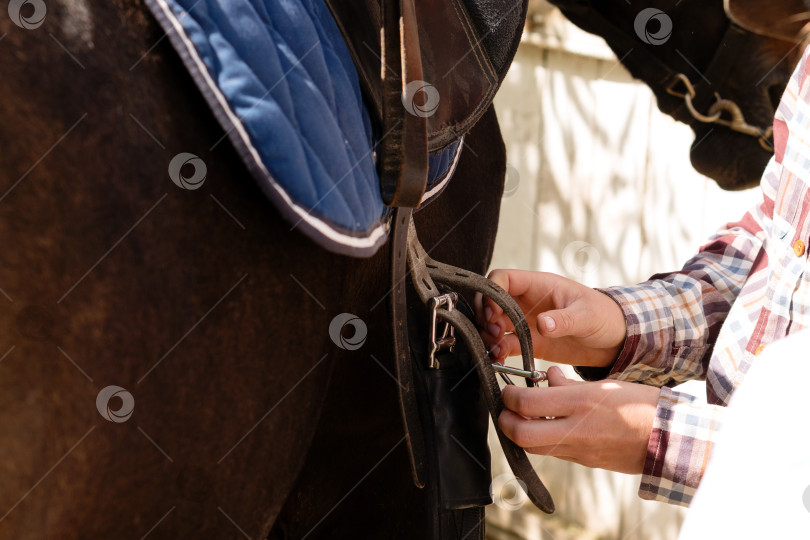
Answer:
[428, 293, 457, 369]
[492, 364, 547, 385]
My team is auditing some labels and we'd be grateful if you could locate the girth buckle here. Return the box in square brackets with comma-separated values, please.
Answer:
[428, 293, 458, 369]
[492, 364, 548, 385]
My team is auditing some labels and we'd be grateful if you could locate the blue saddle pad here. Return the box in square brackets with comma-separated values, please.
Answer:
[144, 0, 462, 257]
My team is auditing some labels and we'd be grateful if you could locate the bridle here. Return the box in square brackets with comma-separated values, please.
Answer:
[551, 0, 775, 151]
[664, 58, 774, 152]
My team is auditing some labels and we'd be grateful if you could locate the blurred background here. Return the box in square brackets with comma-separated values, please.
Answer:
[485, 1, 761, 538]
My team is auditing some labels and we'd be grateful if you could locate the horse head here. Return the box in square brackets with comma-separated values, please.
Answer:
[550, 0, 805, 190]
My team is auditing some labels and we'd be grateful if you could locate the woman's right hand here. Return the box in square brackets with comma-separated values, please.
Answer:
[476, 270, 627, 368]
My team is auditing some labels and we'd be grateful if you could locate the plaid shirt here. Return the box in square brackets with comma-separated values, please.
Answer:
[590, 46, 810, 506]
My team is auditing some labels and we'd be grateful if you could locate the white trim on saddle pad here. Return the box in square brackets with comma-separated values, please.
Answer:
[146, 0, 464, 257]
[419, 137, 465, 208]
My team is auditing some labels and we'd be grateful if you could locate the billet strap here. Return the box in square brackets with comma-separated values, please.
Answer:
[406, 223, 537, 383]
[404, 216, 555, 514]
[391, 207, 428, 487]
[378, 0, 429, 207]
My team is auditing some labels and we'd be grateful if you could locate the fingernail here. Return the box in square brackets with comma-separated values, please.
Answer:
[488, 323, 501, 337]
[489, 345, 500, 359]
[485, 306, 493, 322]
[542, 316, 556, 332]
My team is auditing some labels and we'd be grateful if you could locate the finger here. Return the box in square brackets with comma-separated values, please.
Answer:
[488, 320, 504, 340]
[475, 292, 504, 330]
[479, 319, 505, 341]
[482, 295, 514, 330]
[485, 269, 510, 325]
[501, 384, 579, 418]
[524, 444, 575, 458]
[496, 310, 517, 333]
[498, 409, 577, 448]
[525, 450, 583, 467]
[483, 332, 520, 361]
[474, 291, 486, 326]
[486, 269, 533, 322]
[536, 304, 588, 339]
[487, 268, 537, 297]
[546, 365, 580, 387]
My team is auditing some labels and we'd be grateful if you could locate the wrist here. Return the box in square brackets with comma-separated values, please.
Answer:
[595, 287, 629, 362]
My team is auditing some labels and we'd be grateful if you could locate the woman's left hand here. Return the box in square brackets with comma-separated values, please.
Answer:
[499, 366, 660, 474]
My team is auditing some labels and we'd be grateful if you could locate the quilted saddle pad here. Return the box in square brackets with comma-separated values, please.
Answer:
[144, 0, 463, 257]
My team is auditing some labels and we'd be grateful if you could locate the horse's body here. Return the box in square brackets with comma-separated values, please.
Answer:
[0, 0, 801, 538]
[0, 2, 505, 537]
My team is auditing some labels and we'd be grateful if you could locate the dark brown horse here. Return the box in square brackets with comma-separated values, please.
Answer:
[0, 1, 509, 537]
[0, 0, 800, 539]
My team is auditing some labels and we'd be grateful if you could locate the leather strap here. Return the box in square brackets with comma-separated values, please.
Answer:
[691, 23, 747, 112]
[406, 221, 537, 384]
[404, 216, 555, 514]
[378, 0, 429, 207]
[391, 207, 427, 487]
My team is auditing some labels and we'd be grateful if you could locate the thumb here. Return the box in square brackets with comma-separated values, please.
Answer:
[546, 365, 577, 387]
[537, 307, 582, 338]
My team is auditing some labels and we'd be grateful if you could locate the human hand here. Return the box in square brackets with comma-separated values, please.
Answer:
[499, 367, 659, 474]
[477, 270, 626, 368]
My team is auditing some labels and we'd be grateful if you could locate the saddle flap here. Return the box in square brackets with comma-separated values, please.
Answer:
[326, 0, 499, 152]
[414, 0, 499, 150]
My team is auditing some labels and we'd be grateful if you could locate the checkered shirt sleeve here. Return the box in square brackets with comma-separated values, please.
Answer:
[601, 205, 766, 387]
[640, 387, 725, 506]
[585, 176, 771, 506]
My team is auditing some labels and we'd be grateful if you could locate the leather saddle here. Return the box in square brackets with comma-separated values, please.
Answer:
[325, 0, 527, 206]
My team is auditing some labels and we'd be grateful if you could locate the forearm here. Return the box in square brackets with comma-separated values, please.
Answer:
[579, 212, 766, 386]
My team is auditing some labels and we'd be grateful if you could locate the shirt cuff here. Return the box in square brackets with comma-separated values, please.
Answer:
[574, 288, 638, 381]
[638, 387, 725, 507]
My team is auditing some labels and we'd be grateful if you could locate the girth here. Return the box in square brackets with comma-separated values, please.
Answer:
[396, 209, 555, 514]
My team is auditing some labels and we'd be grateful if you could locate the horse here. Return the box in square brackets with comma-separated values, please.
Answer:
[0, 0, 530, 537]
[549, 0, 805, 190]
[0, 0, 800, 538]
